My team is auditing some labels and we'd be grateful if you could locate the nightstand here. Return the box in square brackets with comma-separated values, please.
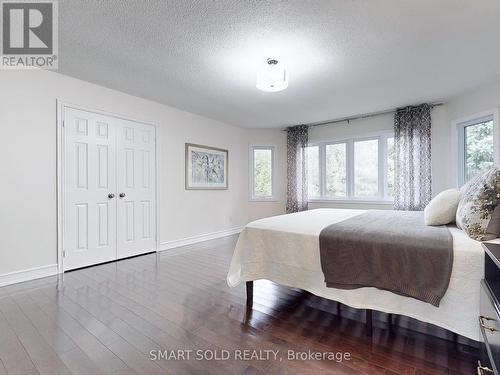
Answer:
[479, 243, 500, 374]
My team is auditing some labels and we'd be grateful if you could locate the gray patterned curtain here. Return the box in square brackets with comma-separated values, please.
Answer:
[394, 104, 432, 211]
[286, 125, 309, 213]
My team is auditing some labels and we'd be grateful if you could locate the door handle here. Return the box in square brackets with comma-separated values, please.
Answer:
[477, 361, 494, 374]
[119, 193, 126, 198]
[108, 193, 115, 199]
[479, 316, 500, 333]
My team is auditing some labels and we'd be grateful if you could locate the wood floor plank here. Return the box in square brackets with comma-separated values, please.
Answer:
[0, 234, 477, 375]
[85, 255, 288, 327]
[35, 286, 166, 375]
[86, 258, 400, 374]
[61, 274, 217, 368]
[12, 293, 78, 354]
[0, 296, 72, 375]
[11, 292, 110, 375]
[27, 290, 131, 374]
[87, 240, 477, 374]
[58, 275, 244, 375]
[56, 347, 108, 375]
[0, 311, 39, 375]
[0, 359, 7, 375]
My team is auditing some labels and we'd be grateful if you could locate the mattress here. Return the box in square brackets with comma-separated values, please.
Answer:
[227, 208, 492, 340]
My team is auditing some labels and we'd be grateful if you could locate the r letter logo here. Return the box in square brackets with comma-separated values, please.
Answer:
[1, 0, 58, 69]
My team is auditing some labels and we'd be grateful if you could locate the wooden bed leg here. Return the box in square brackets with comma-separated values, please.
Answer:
[366, 309, 373, 337]
[246, 281, 253, 307]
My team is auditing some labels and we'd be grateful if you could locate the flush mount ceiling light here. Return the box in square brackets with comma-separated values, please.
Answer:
[256, 58, 288, 92]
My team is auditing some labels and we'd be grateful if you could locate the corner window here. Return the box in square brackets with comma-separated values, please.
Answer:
[325, 143, 347, 198]
[307, 133, 394, 202]
[250, 145, 275, 200]
[457, 114, 496, 184]
[354, 139, 379, 197]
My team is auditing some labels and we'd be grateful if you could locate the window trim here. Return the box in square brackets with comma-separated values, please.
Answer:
[454, 109, 499, 186]
[249, 144, 277, 201]
[307, 132, 394, 202]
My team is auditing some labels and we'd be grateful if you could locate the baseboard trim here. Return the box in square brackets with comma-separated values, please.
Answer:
[0, 264, 58, 288]
[160, 226, 243, 251]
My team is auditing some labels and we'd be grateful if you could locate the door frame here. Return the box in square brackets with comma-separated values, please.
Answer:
[56, 100, 160, 273]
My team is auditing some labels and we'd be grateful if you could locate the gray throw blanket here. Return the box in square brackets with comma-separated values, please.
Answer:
[319, 210, 453, 307]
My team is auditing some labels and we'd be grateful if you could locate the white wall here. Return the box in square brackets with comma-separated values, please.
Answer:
[447, 81, 500, 123]
[429, 105, 451, 194]
[418, 81, 500, 195]
[304, 87, 500, 210]
[306, 79, 500, 211]
[439, 81, 500, 190]
[0, 70, 285, 277]
[3, 68, 500, 280]
[306, 94, 500, 211]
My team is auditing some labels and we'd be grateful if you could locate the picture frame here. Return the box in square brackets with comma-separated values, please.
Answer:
[185, 143, 229, 190]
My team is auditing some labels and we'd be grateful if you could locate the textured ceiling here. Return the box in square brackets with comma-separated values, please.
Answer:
[59, 0, 500, 128]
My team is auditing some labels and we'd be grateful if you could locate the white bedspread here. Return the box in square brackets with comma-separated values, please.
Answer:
[227, 208, 489, 340]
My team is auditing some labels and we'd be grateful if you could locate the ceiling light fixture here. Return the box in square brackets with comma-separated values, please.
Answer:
[256, 58, 288, 92]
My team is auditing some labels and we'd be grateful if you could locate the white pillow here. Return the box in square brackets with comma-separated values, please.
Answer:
[456, 166, 500, 240]
[424, 189, 461, 226]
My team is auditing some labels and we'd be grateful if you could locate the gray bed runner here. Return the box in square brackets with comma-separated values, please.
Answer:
[319, 210, 453, 307]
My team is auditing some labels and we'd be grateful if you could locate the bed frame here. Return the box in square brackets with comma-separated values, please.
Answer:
[245, 280, 374, 337]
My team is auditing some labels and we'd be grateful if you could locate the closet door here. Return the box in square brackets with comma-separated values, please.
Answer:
[64, 108, 117, 270]
[116, 119, 156, 259]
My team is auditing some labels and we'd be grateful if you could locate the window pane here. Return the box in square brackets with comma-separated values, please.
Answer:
[306, 146, 320, 197]
[253, 148, 272, 197]
[354, 139, 378, 197]
[465, 120, 494, 181]
[386, 137, 395, 197]
[325, 143, 347, 197]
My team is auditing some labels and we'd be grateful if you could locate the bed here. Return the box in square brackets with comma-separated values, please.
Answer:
[227, 208, 491, 341]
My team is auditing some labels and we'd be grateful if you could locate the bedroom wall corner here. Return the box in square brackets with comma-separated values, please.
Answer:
[0, 69, 281, 280]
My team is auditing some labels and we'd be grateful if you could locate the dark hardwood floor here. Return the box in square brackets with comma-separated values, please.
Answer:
[0, 235, 477, 374]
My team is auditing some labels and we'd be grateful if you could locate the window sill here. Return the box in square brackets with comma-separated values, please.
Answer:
[249, 197, 279, 202]
[308, 199, 394, 205]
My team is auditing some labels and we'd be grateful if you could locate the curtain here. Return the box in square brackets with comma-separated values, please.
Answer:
[394, 104, 432, 211]
[286, 125, 309, 213]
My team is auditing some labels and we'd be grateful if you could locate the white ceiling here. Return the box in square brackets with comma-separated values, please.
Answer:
[59, 0, 500, 128]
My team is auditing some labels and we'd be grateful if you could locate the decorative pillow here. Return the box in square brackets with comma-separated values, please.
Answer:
[456, 166, 500, 241]
[424, 189, 461, 225]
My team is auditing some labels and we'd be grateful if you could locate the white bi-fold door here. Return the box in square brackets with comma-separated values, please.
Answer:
[116, 119, 156, 259]
[63, 107, 156, 271]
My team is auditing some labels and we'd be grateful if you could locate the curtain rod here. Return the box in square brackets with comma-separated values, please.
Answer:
[283, 102, 444, 130]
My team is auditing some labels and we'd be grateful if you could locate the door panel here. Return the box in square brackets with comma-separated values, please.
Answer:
[116, 119, 156, 258]
[141, 200, 151, 239]
[64, 108, 117, 270]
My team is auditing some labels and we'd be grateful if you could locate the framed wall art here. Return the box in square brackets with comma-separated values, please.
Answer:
[185, 143, 228, 190]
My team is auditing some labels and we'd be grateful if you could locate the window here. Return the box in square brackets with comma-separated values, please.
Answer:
[354, 139, 378, 197]
[307, 133, 394, 201]
[457, 114, 496, 185]
[325, 143, 347, 197]
[465, 120, 494, 181]
[250, 145, 275, 200]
